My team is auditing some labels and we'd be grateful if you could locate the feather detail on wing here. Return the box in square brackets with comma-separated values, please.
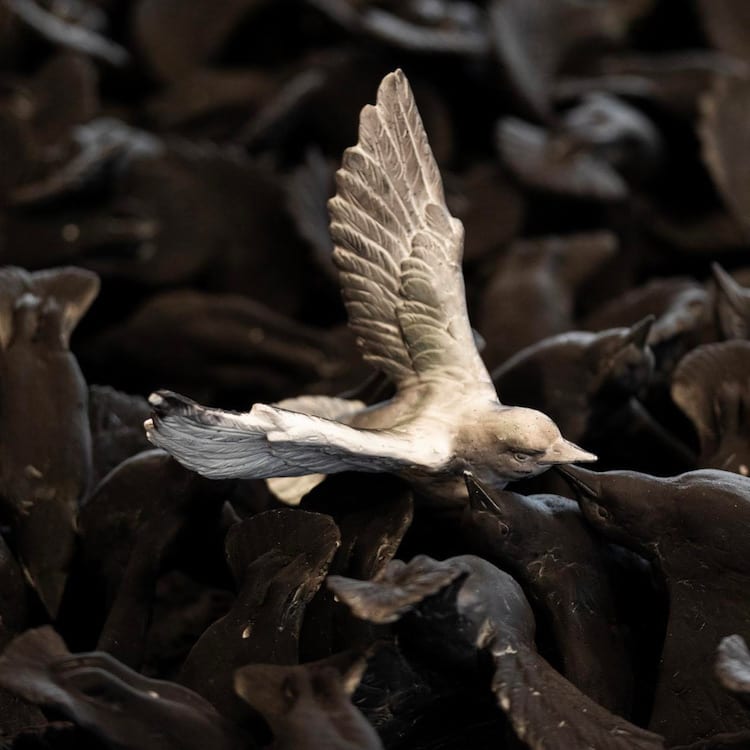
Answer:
[398, 228, 489, 386]
[266, 395, 367, 505]
[272, 394, 366, 421]
[329, 69, 495, 396]
[145, 390, 427, 484]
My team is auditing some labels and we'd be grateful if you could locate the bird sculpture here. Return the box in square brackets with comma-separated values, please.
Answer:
[461, 473, 633, 715]
[328, 554, 664, 750]
[145, 69, 595, 504]
[0, 266, 99, 617]
[558, 464, 750, 744]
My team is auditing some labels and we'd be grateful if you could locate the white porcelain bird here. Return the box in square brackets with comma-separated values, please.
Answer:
[145, 69, 596, 505]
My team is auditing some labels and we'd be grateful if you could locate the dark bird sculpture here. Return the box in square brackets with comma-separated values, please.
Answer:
[584, 277, 710, 388]
[492, 319, 654, 443]
[0, 626, 247, 750]
[478, 231, 616, 369]
[145, 70, 595, 505]
[0, 265, 99, 617]
[235, 654, 383, 750]
[559, 465, 750, 745]
[177, 509, 340, 722]
[76, 449, 233, 669]
[328, 554, 664, 750]
[462, 473, 633, 715]
[671, 341, 750, 475]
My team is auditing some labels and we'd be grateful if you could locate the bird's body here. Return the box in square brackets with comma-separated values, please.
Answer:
[559, 465, 750, 745]
[146, 70, 595, 503]
[462, 474, 633, 714]
[0, 267, 99, 617]
[149, 387, 588, 505]
[328, 554, 664, 750]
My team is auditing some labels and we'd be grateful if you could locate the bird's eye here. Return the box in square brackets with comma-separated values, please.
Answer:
[595, 504, 611, 521]
[513, 452, 530, 462]
[498, 521, 510, 537]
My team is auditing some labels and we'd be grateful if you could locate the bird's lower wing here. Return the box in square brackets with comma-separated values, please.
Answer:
[145, 390, 424, 481]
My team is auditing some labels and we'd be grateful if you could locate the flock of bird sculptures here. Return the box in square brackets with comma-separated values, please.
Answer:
[0, 69, 749, 750]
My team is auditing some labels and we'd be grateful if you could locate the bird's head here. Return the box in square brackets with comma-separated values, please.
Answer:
[555, 464, 660, 553]
[585, 317, 654, 398]
[462, 473, 542, 566]
[484, 407, 597, 481]
[467, 406, 596, 483]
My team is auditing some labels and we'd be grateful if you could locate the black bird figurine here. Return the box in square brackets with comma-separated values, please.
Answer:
[462, 473, 633, 715]
[478, 231, 616, 369]
[177, 509, 340, 722]
[559, 465, 750, 745]
[235, 653, 383, 750]
[329, 554, 663, 750]
[0, 626, 247, 750]
[0, 265, 99, 617]
[671, 341, 750, 475]
[492, 319, 654, 442]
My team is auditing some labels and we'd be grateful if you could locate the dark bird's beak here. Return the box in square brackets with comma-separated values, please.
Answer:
[623, 315, 655, 349]
[463, 472, 502, 514]
[713, 262, 746, 314]
[555, 464, 600, 498]
[539, 438, 597, 466]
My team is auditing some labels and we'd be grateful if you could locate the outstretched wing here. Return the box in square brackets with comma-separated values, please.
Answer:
[329, 70, 495, 397]
[145, 391, 438, 484]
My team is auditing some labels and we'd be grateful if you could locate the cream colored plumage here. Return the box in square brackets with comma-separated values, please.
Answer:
[145, 70, 595, 504]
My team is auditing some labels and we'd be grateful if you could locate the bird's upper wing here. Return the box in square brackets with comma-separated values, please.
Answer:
[329, 70, 496, 399]
[145, 390, 441, 482]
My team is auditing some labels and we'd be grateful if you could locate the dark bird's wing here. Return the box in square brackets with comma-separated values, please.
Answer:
[146, 390, 440, 483]
[329, 70, 496, 399]
[492, 643, 665, 750]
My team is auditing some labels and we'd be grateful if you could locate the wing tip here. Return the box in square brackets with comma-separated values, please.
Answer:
[378, 68, 408, 105]
[375, 69, 416, 121]
[147, 389, 197, 416]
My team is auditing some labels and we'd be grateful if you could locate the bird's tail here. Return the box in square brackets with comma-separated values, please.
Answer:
[145, 390, 281, 479]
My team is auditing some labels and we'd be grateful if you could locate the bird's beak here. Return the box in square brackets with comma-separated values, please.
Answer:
[623, 315, 654, 349]
[464, 472, 502, 514]
[539, 438, 597, 466]
[712, 262, 745, 313]
[555, 464, 599, 497]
